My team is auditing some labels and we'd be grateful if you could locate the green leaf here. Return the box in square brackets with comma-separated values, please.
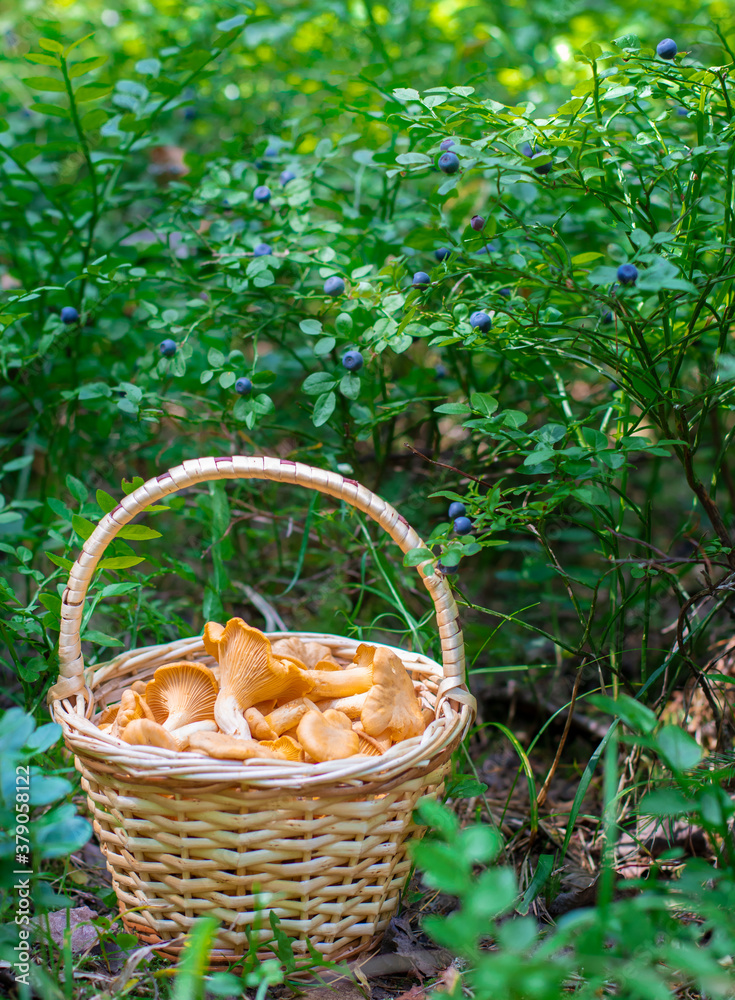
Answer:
[72, 514, 96, 539]
[25, 53, 61, 66]
[655, 726, 703, 772]
[46, 552, 74, 571]
[23, 76, 66, 92]
[32, 103, 70, 118]
[312, 392, 336, 427]
[68, 55, 107, 78]
[590, 693, 658, 733]
[393, 88, 420, 101]
[403, 547, 435, 567]
[299, 319, 322, 336]
[135, 58, 161, 77]
[66, 474, 88, 504]
[81, 630, 124, 647]
[39, 38, 64, 53]
[470, 392, 498, 417]
[81, 108, 107, 129]
[74, 84, 113, 102]
[302, 372, 335, 396]
[116, 524, 162, 541]
[97, 556, 145, 569]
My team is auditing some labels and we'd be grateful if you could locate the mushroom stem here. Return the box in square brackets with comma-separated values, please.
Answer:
[307, 666, 372, 698]
[315, 694, 367, 719]
[244, 707, 277, 741]
[215, 694, 252, 738]
[170, 719, 218, 749]
[265, 698, 309, 736]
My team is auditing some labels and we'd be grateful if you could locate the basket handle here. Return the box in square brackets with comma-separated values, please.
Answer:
[49, 456, 475, 715]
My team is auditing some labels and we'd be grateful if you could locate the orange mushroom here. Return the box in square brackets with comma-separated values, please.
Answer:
[296, 704, 359, 761]
[145, 662, 218, 731]
[360, 647, 425, 742]
[264, 697, 310, 736]
[187, 730, 281, 760]
[260, 735, 304, 761]
[203, 619, 312, 737]
[121, 718, 179, 750]
[110, 689, 154, 738]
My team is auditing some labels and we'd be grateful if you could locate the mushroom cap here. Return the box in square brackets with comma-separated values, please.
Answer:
[272, 637, 338, 669]
[111, 689, 154, 737]
[96, 703, 119, 728]
[204, 619, 313, 736]
[187, 731, 281, 760]
[131, 680, 148, 695]
[360, 647, 426, 742]
[260, 735, 304, 761]
[353, 721, 392, 752]
[122, 718, 179, 750]
[145, 661, 218, 731]
[296, 708, 360, 762]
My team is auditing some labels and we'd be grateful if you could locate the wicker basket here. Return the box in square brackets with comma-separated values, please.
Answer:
[49, 456, 476, 965]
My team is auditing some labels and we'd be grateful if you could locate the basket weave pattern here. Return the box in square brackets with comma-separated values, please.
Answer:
[50, 457, 476, 962]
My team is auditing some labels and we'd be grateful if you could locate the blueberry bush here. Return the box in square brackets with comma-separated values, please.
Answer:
[1, 0, 735, 995]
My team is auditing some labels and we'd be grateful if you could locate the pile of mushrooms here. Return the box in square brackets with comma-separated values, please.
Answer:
[95, 618, 433, 762]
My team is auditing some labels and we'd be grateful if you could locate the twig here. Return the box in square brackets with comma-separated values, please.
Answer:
[404, 444, 497, 489]
[536, 664, 584, 810]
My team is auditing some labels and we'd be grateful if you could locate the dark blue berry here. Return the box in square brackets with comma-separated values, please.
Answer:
[602, 311, 614, 324]
[254, 185, 271, 203]
[60, 306, 79, 324]
[435, 247, 452, 262]
[280, 169, 296, 186]
[412, 271, 431, 288]
[264, 144, 278, 157]
[454, 516, 473, 535]
[448, 502, 466, 519]
[342, 350, 363, 372]
[617, 263, 638, 285]
[470, 215, 485, 231]
[531, 153, 552, 175]
[438, 152, 459, 174]
[435, 364, 448, 379]
[324, 276, 345, 297]
[657, 38, 677, 59]
[520, 141, 535, 158]
[499, 288, 511, 298]
[474, 244, 497, 255]
[235, 377, 253, 395]
[470, 310, 492, 332]
[440, 138, 456, 150]
[253, 243, 272, 256]
[159, 339, 177, 357]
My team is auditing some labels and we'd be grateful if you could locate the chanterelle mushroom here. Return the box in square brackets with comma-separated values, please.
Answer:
[360, 647, 425, 742]
[110, 689, 154, 737]
[203, 619, 312, 737]
[304, 643, 378, 698]
[145, 661, 217, 731]
[272, 636, 338, 669]
[122, 718, 178, 750]
[187, 730, 281, 760]
[296, 704, 359, 761]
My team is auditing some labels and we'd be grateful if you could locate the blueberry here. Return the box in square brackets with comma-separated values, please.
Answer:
[265, 144, 278, 157]
[470, 310, 492, 332]
[60, 306, 79, 324]
[324, 276, 345, 297]
[435, 247, 452, 261]
[435, 364, 448, 379]
[448, 501, 466, 518]
[474, 244, 497, 255]
[253, 243, 272, 256]
[531, 153, 552, 175]
[499, 288, 511, 298]
[342, 350, 363, 371]
[470, 215, 485, 231]
[602, 310, 614, 324]
[454, 516, 473, 535]
[254, 185, 271, 203]
[520, 141, 535, 158]
[438, 152, 460, 174]
[440, 138, 456, 151]
[159, 338, 177, 357]
[657, 37, 677, 59]
[617, 263, 638, 285]
[184, 107, 197, 121]
[235, 377, 253, 395]
[412, 271, 431, 288]
[280, 169, 296, 186]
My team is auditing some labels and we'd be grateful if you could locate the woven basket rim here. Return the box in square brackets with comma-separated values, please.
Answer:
[55, 631, 472, 791]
